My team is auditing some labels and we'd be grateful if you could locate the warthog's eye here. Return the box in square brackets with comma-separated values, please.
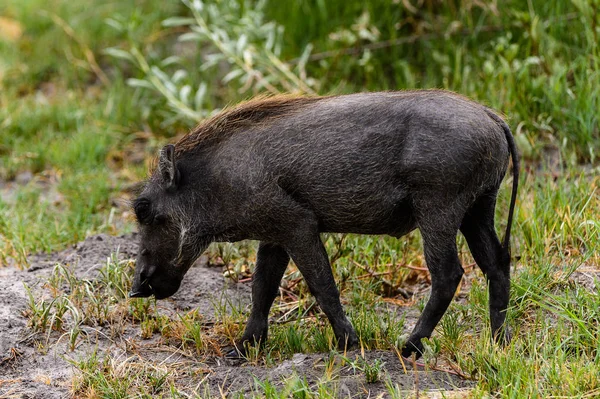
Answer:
[134, 199, 153, 224]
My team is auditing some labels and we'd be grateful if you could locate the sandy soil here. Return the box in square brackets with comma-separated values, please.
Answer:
[0, 234, 476, 398]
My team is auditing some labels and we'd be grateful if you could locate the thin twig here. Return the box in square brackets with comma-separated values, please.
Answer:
[386, 263, 429, 272]
[355, 271, 394, 279]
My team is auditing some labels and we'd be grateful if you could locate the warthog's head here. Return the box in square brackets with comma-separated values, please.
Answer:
[129, 145, 210, 299]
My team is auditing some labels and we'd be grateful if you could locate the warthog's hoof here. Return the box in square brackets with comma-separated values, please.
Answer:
[401, 339, 424, 359]
[225, 348, 246, 360]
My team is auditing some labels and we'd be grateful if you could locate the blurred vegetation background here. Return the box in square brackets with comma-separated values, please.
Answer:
[0, 0, 598, 261]
[2, 3, 599, 396]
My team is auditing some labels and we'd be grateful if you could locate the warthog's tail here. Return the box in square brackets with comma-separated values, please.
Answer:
[485, 109, 520, 258]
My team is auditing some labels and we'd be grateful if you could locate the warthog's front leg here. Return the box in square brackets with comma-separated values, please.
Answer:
[285, 233, 359, 351]
[235, 242, 289, 355]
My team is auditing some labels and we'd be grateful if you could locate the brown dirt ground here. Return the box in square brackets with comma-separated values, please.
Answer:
[0, 234, 481, 398]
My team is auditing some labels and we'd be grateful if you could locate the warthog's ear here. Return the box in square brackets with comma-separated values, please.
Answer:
[159, 144, 179, 191]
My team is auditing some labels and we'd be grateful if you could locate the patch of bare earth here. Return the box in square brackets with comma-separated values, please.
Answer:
[0, 234, 476, 398]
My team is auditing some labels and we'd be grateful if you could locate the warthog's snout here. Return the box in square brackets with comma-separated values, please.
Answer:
[128, 285, 153, 298]
[129, 272, 154, 298]
[129, 263, 183, 300]
[129, 259, 157, 298]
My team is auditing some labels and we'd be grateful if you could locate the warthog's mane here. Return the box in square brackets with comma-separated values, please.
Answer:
[175, 95, 326, 156]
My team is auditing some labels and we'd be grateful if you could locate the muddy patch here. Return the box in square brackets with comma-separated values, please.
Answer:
[0, 234, 474, 398]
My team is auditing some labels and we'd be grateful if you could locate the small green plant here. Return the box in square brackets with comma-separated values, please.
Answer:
[140, 318, 154, 339]
[253, 375, 324, 399]
[350, 304, 405, 350]
[439, 307, 467, 357]
[179, 312, 206, 354]
[99, 250, 135, 299]
[343, 354, 385, 384]
[363, 358, 385, 384]
[242, 341, 263, 365]
[282, 324, 305, 355]
[66, 324, 82, 352]
[24, 284, 57, 333]
[420, 337, 442, 366]
[309, 322, 337, 353]
[129, 296, 155, 322]
[211, 292, 248, 346]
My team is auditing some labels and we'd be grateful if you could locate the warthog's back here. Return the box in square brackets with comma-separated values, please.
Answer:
[206, 91, 510, 235]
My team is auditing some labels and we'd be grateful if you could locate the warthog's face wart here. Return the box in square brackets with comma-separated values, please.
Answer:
[129, 145, 208, 300]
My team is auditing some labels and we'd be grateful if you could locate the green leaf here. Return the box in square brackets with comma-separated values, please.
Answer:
[178, 32, 204, 42]
[126, 79, 155, 90]
[194, 82, 207, 109]
[102, 48, 134, 62]
[222, 68, 244, 84]
[179, 85, 191, 104]
[162, 17, 195, 27]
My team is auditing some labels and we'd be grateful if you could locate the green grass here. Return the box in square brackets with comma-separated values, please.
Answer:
[1, 0, 599, 396]
[0, 0, 179, 263]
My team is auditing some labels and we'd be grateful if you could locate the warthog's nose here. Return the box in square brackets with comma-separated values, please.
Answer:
[129, 276, 154, 298]
[129, 290, 152, 298]
[130, 261, 157, 298]
[129, 278, 154, 297]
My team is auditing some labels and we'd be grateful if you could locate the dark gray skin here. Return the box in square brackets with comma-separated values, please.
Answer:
[129, 91, 519, 359]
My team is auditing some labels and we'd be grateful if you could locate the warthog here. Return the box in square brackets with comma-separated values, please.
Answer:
[129, 91, 519, 358]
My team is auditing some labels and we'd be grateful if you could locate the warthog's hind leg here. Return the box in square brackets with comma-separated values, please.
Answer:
[460, 191, 511, 345]
[402, 200, 465, 359]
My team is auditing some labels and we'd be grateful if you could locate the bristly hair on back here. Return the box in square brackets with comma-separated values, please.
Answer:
[175, 94, 326, 156]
